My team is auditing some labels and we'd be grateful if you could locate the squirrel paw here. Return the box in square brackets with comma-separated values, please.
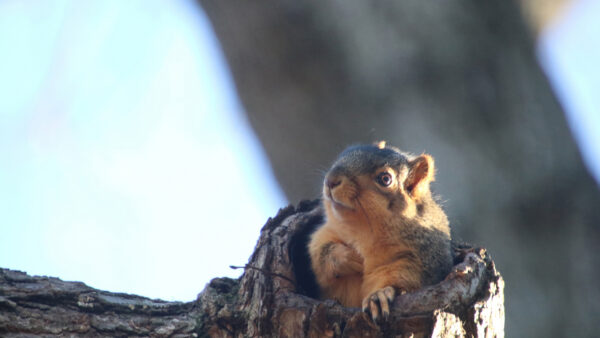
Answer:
[361, 286, 396, 321]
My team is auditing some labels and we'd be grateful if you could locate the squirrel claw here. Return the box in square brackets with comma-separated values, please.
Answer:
[361, 286, 396, 321]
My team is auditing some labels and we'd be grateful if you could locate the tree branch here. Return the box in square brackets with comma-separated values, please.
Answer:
[1, 200, 504, 337]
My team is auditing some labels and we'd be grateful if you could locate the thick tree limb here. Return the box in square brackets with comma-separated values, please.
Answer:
[0, 269, 197, 337]
[1, 201, 504, 337]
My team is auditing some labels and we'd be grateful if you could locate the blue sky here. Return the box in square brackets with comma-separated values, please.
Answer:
[0, 0, 597, 301]
[538, 0, 600, 183]
[0, 0, 285, 301]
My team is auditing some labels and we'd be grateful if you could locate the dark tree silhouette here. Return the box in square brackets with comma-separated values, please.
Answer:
[198, 1, 600, 336]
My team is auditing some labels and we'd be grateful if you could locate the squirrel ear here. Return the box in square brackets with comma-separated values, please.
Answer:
[375, 140, 386, 149]
[404, 154, 435, 199]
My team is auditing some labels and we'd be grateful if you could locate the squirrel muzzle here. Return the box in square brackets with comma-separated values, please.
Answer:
[323, 173, 358, 212]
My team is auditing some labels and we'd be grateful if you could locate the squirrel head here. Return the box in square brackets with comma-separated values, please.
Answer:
[322, 142, 436, 226]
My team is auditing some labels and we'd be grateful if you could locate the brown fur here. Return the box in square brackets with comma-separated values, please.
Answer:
[308, 144, 452, 317]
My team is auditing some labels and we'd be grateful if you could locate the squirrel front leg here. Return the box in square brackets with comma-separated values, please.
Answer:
[361, 249, 422, 320]
[309, 227, 364, 308]
[309, 227, 363, 284]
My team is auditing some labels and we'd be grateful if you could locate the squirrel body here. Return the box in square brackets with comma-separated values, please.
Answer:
[308, 143, 453, 319]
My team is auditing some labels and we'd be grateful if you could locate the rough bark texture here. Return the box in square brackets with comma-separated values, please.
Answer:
[197, 1, 600, 336]
[1, 201, 504, 337]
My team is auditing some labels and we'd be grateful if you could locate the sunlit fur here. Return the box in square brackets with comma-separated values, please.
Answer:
[308, 144, 452, 309]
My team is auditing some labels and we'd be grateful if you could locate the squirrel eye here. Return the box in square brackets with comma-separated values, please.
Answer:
[376, 172, 393, 187]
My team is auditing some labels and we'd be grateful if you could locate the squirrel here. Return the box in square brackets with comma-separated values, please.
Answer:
[308, 141, 453, 320]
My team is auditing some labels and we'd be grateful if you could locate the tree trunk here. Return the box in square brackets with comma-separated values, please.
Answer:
[197, 1, 600, 336]
[1, 201, 504, 337]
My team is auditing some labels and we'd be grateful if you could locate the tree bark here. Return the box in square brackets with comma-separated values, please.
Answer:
[1, 201, 504, 337]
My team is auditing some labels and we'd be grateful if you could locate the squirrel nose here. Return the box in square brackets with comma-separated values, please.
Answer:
[326, 177, 342, 189]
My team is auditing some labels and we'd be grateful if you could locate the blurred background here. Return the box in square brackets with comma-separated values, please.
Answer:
[0, 0, 598, 337]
